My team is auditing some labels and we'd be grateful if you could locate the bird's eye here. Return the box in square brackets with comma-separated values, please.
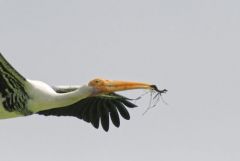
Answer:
[95, 80, 100, 83]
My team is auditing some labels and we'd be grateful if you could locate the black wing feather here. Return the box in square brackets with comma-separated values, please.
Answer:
[112, 100, 130, 120]
[37, 93, 138, 132]
[82, 98, 97, 122]
[90, 99, 101, 129]
[100, 100, 110, 132]
[121, 99, 138, 108]
[106, 100, 120, 128]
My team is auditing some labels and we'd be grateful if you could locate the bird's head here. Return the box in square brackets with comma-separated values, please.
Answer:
[88, 78, 167, 95]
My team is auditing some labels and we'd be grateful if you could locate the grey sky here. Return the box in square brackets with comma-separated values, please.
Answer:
[0, 0, 240, 161]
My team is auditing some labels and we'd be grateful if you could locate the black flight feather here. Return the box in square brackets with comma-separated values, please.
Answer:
[100, 100, 110, 132]
[106, 100, 120, 128]
[37, 92, 137, 131]
[112, 100, 130, 120]
[89, 99, 101, 129]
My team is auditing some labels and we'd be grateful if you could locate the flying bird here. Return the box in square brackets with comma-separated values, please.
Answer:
[0, 53, 167, 131]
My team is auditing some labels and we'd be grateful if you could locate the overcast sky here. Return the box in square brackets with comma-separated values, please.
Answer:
[0, 0, 240, 161]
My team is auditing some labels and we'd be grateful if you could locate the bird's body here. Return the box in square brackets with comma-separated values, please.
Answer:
[0, 53, 167, 131]
[0, 79, 56, 118]
[0, 79, 92, 118]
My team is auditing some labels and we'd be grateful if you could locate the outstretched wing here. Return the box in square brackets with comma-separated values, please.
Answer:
[37, 92, 137, 132]
[0, 53, 31, 115]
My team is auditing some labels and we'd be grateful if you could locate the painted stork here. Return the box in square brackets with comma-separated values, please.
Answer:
[0, 53, 167, 131]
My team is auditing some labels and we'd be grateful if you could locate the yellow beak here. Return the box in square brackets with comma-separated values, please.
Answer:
[88, 78, 154, 94]
[104, 80, 153, 93]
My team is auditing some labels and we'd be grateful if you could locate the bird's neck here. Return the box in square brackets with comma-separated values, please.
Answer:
[53, 85, 92, 108]
[28, 82, 93, 112]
